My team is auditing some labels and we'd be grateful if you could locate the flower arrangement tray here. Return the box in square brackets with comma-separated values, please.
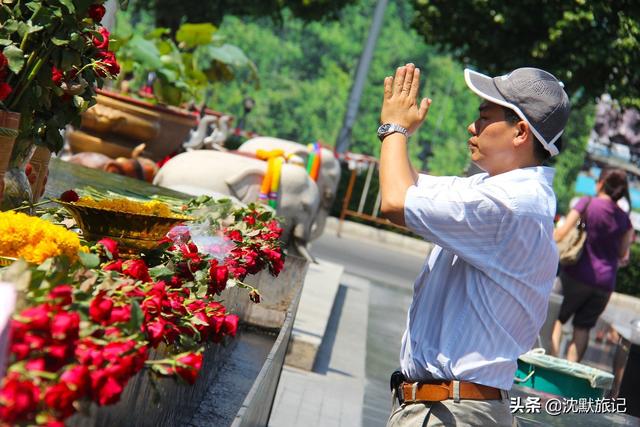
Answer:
[54, 199, 193, 251]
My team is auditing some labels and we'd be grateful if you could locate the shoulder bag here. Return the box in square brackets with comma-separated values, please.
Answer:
[557, 197, 592, 266]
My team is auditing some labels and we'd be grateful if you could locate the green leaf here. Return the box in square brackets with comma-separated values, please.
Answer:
[3, 45, 24, 74]
[60, 49, 81, 70]
[144, 27, 170, 40]
[191, 315, 209, 326]
[176, 23, 217, 49]
[149, 265, 174, 278]
[128, 300, 143, 331]
[0, 39, 12, 46]
[125, 35, 164, 69]
[51, 37, 69, 46]
[57, 0, 75, 13]
[196, 43, 252, 70]
[78, 252, 100, 269]
[2, 20, 18, 33]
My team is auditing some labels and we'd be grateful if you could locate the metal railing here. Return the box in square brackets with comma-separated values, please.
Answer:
[336, 152, 411, 236]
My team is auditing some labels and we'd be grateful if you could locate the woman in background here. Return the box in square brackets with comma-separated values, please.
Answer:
[551, 168, 634, 362]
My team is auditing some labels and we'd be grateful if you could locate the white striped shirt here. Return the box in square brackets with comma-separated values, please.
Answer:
[400, 166, 558, 390]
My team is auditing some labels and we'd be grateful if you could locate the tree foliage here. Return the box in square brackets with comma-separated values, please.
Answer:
[128, 0, 356, 35]
[124, 0, 597, 215]
[210, 0, 479, 175]
[411, 0, 640, 108]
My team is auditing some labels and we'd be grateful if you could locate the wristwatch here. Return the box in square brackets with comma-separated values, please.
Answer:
[377, 123, 408, 142]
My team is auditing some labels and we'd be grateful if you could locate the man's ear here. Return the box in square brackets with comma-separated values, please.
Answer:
[513, 121, 532, 148]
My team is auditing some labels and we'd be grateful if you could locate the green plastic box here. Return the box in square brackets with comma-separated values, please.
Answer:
[514, 352, 614, 399]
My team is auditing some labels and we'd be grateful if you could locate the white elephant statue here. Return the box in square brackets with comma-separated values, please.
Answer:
[153, 151, 320, 258]
[238, 137, 341, 240]
[183, 115, 219, 151]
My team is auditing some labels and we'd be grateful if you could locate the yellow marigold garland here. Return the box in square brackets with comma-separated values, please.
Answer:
[75, 197, 173, 217]
[0, 211, 86, 263]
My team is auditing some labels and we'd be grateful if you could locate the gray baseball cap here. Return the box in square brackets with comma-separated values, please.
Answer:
[464, 67, 570, 156]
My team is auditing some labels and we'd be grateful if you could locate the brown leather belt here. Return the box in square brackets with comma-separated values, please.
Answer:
[399, 380, 503, 403]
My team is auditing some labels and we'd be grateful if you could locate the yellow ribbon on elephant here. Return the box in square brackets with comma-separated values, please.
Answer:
[256, 149, 285, 208]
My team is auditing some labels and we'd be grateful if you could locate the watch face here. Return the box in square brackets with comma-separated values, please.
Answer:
[378, 124, 391, 135]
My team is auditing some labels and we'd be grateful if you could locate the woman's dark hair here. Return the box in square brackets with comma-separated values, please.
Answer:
[598, 168, 630, 202]
[502, 107, 562, 163]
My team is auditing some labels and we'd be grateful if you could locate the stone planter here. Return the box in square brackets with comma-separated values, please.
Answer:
[68, 255, 308, 427]
[67, 90, 197, 162]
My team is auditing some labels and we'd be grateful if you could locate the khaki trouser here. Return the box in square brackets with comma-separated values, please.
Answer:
[386, 392, 518, 426]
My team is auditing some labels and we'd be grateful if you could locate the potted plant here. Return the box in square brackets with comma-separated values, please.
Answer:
[68, 22, 258, 161]
[0, 0, 123, 209]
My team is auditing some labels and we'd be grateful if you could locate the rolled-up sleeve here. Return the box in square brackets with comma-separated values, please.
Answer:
[404, 176, 513, 270]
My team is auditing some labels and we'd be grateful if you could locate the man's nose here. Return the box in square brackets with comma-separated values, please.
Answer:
[467, 122, 476, 136]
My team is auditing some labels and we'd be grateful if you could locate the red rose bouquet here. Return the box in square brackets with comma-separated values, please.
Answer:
[0, 1, 123, 157]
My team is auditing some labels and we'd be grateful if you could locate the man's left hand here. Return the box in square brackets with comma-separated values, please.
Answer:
[380, 63, 431, 136]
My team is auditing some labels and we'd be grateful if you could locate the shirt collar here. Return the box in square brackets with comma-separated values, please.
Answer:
[481, 166, 555, 186]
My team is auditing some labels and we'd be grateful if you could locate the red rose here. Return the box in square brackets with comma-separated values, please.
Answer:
[0, 376, 40, 423]
[46, 343, 73, 368]
[0, 82, 11, 101]
[102, 259, 123, 272]
[89, 292, 114, 324]
[263, 247, 285, 276]
[9, 342, 30, 360]
[60, 365, 90, 394]
[95, 50, 120, 77]
[146, 318, 168, 346]
[92, 27, 110, 50]
[51, 66, 64, 86]
[20, 304, 51, 330]
[0, 52, 7, 71]
[49, 285, 73, 307]
[267, 219, 283, 236]
[238, 248, 261, 274]
[92, 373, 123, 406]
[109, 305, 131, 324]
[60, 189, 79, 202]
[44, 382, 77, 418]
[175, 352, 203, 385]
[97, 237, 119, 259]
[51, 311, 80, 341]
[228, 264, 247, 281]
[102, 340, 135, 362]
[22, 333, 47, 351]
[88, 4, 106, 22]
[222, 314, 239, 337]
[25, 358, 46, 372]
[226, 230, 243, 242]
[243, 215, 256, 226]
[122, 259, 150, 282]
[208, 260, 229, 294]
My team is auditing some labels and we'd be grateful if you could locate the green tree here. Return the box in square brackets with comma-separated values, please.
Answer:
[211, 0, 478, 175]
[411, 0, 640, 108]
[128, 0, 356, 35]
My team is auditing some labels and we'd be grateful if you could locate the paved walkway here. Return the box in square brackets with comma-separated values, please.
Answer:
[268, 273, 369, 427]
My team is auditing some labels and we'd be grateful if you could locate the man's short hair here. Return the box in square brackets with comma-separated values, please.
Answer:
[502, 106, 562, 163]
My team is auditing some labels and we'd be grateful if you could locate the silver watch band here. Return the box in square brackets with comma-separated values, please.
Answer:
[378, 123, 408, 141]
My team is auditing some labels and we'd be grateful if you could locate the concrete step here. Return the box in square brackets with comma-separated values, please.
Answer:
[284, 258, 344, 370]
